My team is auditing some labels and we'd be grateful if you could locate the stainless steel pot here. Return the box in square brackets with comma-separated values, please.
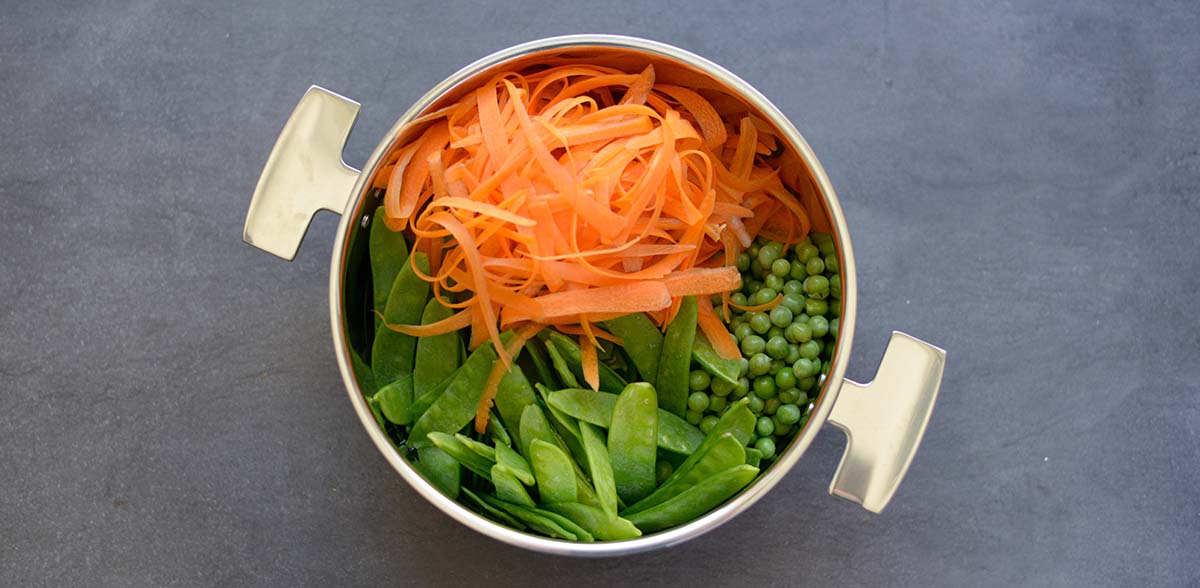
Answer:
[243, 34, 946, 556]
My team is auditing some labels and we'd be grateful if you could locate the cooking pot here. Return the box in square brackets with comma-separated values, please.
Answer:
[242, 34, 946, 556]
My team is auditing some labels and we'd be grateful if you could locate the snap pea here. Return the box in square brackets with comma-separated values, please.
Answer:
[375, 374, 414, 425]
[413, 299, 459, 399]
[460, 487, 525, 530]
[494, 441, 535, 486]
[369, 212, 409, 331]
[407, 370, 455, 424]
[524, 340, 560, 390]
[544, 331, 627, 393]
[543, 336, 580, 388]
[603, 312, 663, 386]
[743, 446, 763, 468]
[493, 364, 537, 448]
[622, 433, 745, 516]
[371, 252, 430, 385]
[691, 331, 741, 386]
[486, 410, 512, 447]
[478, 494, 579, 541]
[608, 383, 658, 504]
[426, 432, 494, 481]
[408, 339, 498, 449]
[533, 383, 589, 474]
[350, 347, 377, 396]
[518, 405, 602, 507]
[579, 422, 618, 518]
[530, 439, 577, 504]
[454, 433, 496, 461]
[546, 389, 704, 455]
[533, 507, 595, 543]
[415, 446, 460, 499]
[624, 465, 759, 533]
[543, 502, 642, 541]
[365, 395, 385, 430]
[655, 296, 698, 416]
[652, 400, 755, 494]
[491, 464, 535, 507]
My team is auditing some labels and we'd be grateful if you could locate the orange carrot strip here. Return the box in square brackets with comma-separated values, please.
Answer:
[377, 307, 473, 337]
[661, 266, 743, 297]
[729, 293, 783, 312]
[696, 297, 741, 360]
[580, 335, 600, 392]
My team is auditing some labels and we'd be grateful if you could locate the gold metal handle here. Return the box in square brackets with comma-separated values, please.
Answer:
[827, 332, 945, 512]
[243, 86, 362, 261]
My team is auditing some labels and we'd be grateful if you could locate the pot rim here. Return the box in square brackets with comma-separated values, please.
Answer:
[328, 34, 857, 556]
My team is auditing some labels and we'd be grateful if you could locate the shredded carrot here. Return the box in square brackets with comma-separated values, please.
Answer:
[696, 297, 742, 360]
[729, 293, 784, 312]
[580, 336, 600, 391]
[474, 323, 545, 432]
[373, 64, 813, 357]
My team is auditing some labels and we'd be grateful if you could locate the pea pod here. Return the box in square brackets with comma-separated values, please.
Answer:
[530, 439, 577, 504]
[655, 295, 698, 416]
[414, 446, 460, 499]
[350, 347, 377, 396]
[743, 446, 762, 468]
[478, 494, 583, 541]
[624, 464, 760, 533]
[533, 383, 588, 471]
[543, 502, 642, 541]
[544, 331, 628, 392]
[369, 212, 409, 331]
[578, 422, 618, 518]
[486, 410, 512, 447]
[493, 364, 537, 448]
[374, 374, 414, 425]
[365, 395, 386, 430]
[651, 400, 755, 495]
[426, 432, 494, 481]
[408, 371, 455, 423]
[519, 405, 601, 507]
[371, 252, 430, 385]
[622, 433, 745, 516]
[608, 383, 658, 504]
[491, 464, 535, 507]
[494, 442, 535, 486]
[546, 389, 704, 455]
[603, 312, 663, 385]
[460, 487, 525, 530]
[454, 433, 496, 461]
[413, 299, 459, 399]
[408, 339, 498, 449]
[524, 340, 560, 390]
[692, 331, 741, 386]
[543, 337, 580, 388]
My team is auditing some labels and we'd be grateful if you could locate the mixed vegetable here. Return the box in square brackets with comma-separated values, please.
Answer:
[348, 63, 841, 541]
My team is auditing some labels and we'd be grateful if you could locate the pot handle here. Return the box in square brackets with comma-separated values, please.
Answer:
[243, 86, 362, 261]
[827, 331, 945, 512]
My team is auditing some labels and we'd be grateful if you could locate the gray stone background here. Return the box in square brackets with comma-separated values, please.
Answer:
[2, 1, 1197, 586]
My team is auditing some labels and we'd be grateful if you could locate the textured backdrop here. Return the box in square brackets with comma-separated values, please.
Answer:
[2, 1, 1198, 586]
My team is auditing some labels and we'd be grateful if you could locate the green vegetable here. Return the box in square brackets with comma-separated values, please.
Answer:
[625, 465, 759, 532]
[415, 446, 460, 499]
[426, 432, 494, 480]
[543, 336, 581, 388]
[603, 312, 663, 385]
[369, 213, 409, 330]
[544, 331, 627, 393]
[743, 446, 763, 468]
[413, 299, 459, 399]
[494, 441, 535, 486]
[531, 439, 577, 504]
[608, 383, 658, 504]
[350, 348, 377, 397]
[375, 374, 414, 425]
[408, 371, 455, 423]
[754, 437, 776, 459]
[408, 339, 498, 449]
[461, 487, 525, 530]
[578, 422, 618, 518]
[371, 252, 430, 385]
[524, 340, 559, 390]
[543, 502, 642, 541]
[655, 296, 697, 416]
[493, 364, 537, 448]
[546, 389, 704, 455]
[691, 332, 741, 385]
[623, 432, 747, 516]
[492, 464, 535, 507]
[519, 404, 601, 507]
[486, 410, 512, 447]
[454, 433, 497, 461]
[478, 494, 581, 541]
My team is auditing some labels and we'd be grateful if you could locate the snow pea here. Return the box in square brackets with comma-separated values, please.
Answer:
[533, 383, 588, 471]
[494, 441, 535, 486]
[478, 494, 583, 541]
[413, 299, 459, 399]
[624, 464, 759, 533]
[365, 395, 385, 430]
[350, 347, 376, 396]
[524, 340, 560, 390]
[371, 252, 430, 385]
[369, 212, 409, 331]
[408, 339, 498, 449]
[530, 439, 577, 504]
[493, 364, 537, 448]
[461, 487, 525, 530]
[543, 337, 580, 388]
[518, 405, 601, 507]
[454, 433, 496, 461]
[692, 331, 741, 386]
[655, 296, 698, 416]
[415, 446, 460, 499]
[546, 389, 704, 455]
[579, 422, 618, 518]
[603, 312, 663, 386]
[543, 502, 642, 541]
[426, 432, 494, 481]
[743, 446, 762, 468]
[375, 374, 414, 425]
[622, 433, 745, 516]
[608, 383, 658, 504]
[407, 371, 454, 424]
[491, 464, 535, 507]
[543, 331, 628, 392]
[486, 410, 512, 448]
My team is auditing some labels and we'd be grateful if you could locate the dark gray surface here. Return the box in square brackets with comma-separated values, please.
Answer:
[2, 1, 1198, 586]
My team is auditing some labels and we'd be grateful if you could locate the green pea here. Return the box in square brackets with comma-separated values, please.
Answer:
[830, 274, 842, 299]
[747, 395, 765, 414]
[765, 273, 785, 291]
[799, 340, 821, 360]
[656, 460, 675, 485]
[738, 358, 750, 377]
[688, 392, 711, 413]
[730, 292, 749, 307]
[754, 437, 776, 460]
[748, 353, 772, 376]
[757, 244, 781, 267]
[767, 326, 785, 341]
[708, 395, 727, 414]
[782, 280, 804, 296]
[749, 312, 772, 334]
[689, 370, 711, 391]
[785, 322, 811, 344]
[825, 255, 839, 273]
[804, 275, 829, 296]
[769, 306, 793, 328]
[806, 298, 828, 317]
[751, 288, 778, 306]
[753, 376, 777, 399]
[764, 398, 781, 415]
[778, 388, 799, 404]
[756, 416, 775, 437]
[740, 335, 766, 356]
[775, 367, 796, 390]
[817, 238, 836, 256]
[785, 344, 801, 365]
[770, 360, 784, 375]
[734, 377, 751, 398]
[830, 299, 841, 317]
[736, 253, 751, 273]
[770, 258, 791, 277]
[810, 316, 830, 338]
[776, 403, 802, 425]
[747, 244, 760, 258]
[797, 243, 819, 262]
[763, 336, 787, 359]
[799, 376, 816, 391]
[733, 322, 754, 342]
[806, 256, 825, 276]
[792, 358, 818, 378]
[795, 392, 809, 406]
[773, 421, 792, 438]
[686, 410, 703, 425]
[699, 414, 720, 434]
[788, 261, 807, 280]
[711, 378, 734, 397]
[781, 293, 807, 314]
[749, 258, 764, 278]
[829, 318, 840, 338]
